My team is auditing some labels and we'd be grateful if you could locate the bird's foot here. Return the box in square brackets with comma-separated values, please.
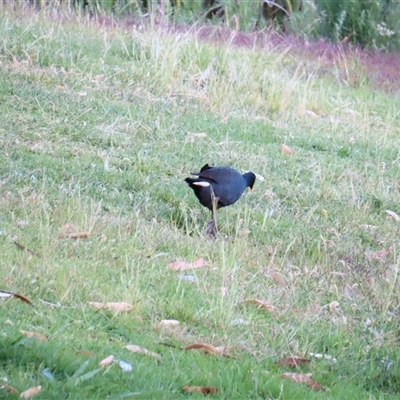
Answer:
[204, 219, 217, 239]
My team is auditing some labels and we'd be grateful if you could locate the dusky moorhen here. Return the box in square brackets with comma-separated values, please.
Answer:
[185, 164, 256, 236]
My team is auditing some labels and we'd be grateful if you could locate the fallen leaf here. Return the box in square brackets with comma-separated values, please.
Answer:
[307, 379, 325, 391]
[246, 299, 275, 312]
[125, 345, 162, 361]
[192, 258, 206, 268]
[20, 385, 42, 398]
[20, 330, 47, 341]
[159, 319, 180, 326]
[305, 109, 318, 118]
[187, 132, 208, 138]
[230, 318, 250, 326]
[185, 343, 226, 356]
[118, 360, 133, 372]
[0, 384, 18, 394]
[88, 302, 133, 312]
[179, 274, 197, 282]
[99, 355, 114, 367]
[385, 209, 400, 222]
[328, 301, 340, 313]
[359, 224, 377, 230]
[58, 232, 90, 239]
[270, 272, 287, 287]
[182, 386, 219, 394]
[0, 291, 32, 305]
[11, 292, 32, 305]
[281, 144, 294, 154]
[282, 372, 312, 383]
[282, 372, 324, 391]
[365, 247, 393, 261]
[277, 357, 311, 367]
[309, 352, 337, 363]
[167, 258, 208, 271]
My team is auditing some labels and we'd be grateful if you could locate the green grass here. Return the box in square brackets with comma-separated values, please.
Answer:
[1, 6, 400, 400]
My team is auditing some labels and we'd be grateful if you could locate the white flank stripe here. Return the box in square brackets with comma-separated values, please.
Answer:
[193, 181, 210, 187]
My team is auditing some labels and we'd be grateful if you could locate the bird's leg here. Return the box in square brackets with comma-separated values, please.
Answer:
[211, 186, 219, 232]
[204, 187, 219, 238]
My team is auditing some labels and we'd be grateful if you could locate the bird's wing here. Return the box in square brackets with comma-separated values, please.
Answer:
[199, 167, 239, 184]
[198, 175, 218, 183]
[190, 164, 219, 183]
[190, 164, 211, 176]
[200, 164, 211, 172]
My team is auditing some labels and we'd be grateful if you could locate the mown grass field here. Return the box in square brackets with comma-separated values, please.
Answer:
[1, 6, 400, 399]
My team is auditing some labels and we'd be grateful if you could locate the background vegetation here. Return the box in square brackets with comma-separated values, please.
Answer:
[7, 0, 400, 51]
[1, 2, 400, 399]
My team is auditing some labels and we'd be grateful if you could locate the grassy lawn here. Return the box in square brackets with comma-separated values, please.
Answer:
[1, 6, 400, 399]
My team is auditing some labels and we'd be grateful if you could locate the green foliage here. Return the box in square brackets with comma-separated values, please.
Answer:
[314, 0, 400, 50]
[8, 0, 400, 50]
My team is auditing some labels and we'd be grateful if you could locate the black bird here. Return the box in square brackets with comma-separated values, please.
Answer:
[185, 164, 256, 236]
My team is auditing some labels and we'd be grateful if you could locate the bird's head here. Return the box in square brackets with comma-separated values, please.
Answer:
[243, 172, 256, 191]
